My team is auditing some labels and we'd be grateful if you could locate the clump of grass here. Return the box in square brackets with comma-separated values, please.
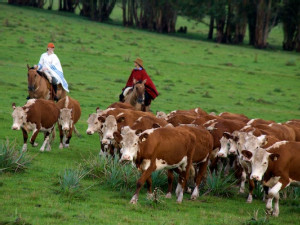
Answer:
[85, 86, 97, 91]
[235, 100, 244, 106]
[256, 98, 273, 105]
[253, 181, 264, 199]
[145, 187, 166, 208]
[273, 88, 282, 93]
[202, 91, 212, 98]
[59, 168, 88, 198]
[286, 58, 296, 66]
[124, 55, 130, 62]
[114, 78, 126, 83]
[243, 210, 270, 225]
[203, 168, 237, 197]
[254, 53, 258, 63]
[162, 85, 171, 91]
[18, 37, 25, 44]
[0, 140, 32, 173]
[187, 88, 195, 94]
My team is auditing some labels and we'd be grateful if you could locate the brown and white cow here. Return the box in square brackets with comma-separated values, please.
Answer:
[11, 99, 59, 152]
[242, 141, 300, 216]
[219, 112, 250, 123]
[116, 126, 196, 204]
[56, 96, 81, 149]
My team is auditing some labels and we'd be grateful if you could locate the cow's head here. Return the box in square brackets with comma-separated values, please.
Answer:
[239, 134, 268, 158]
[119, 126, 142, 162]
[101, 115, 117, 145]
[11, 103, 27, 130]
[58, 108, 73, 131]
[242, 148, 280, 181]
[218, 134, 232, 158]
[86, 113, 100, 135]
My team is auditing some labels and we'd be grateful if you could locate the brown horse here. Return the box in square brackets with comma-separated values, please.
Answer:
[124, 79, 150, 112]
[27, 65, 66, 101]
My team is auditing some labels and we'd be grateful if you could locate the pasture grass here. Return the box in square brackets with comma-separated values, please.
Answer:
[0, 3, 300, 225]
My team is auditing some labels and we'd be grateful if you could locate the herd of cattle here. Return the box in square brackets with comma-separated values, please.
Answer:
[11, 98, 300, 217]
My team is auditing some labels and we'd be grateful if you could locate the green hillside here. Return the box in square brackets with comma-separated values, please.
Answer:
[0, 3, 299, 225]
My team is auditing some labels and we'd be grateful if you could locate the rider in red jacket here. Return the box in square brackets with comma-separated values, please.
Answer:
[119, 58, 158, 106]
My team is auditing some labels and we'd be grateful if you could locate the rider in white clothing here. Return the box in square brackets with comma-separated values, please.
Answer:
[35, 43, 69, 100]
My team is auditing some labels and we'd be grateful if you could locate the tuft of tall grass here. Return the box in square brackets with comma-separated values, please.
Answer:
[243, 210, 270, 225]
[59, 168, 88, 197]
[0, 140, 32, 173]
[203, 168, 237, 197]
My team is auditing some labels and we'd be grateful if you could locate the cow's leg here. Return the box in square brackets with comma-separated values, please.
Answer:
[269, 178, 288, 217]
[177, 155, 193, 203]
[40, 133, 50, 152]
[21, 128, 28, 152]
[30, 125, 40, 147]
[239, 169, 247, 193]
[191, 160, 208, 200]
[64, 128, 73, 148]
[130, 164, 155, 204]
[45, 131, 52, 151]
[247, 178, 255, 203]
[59, 125, 64, 149]
[146, 177, 153, 198]
[166, 170, 174, 198]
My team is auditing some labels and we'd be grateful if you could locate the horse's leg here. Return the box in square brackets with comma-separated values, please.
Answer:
[21, 128, 28, 152]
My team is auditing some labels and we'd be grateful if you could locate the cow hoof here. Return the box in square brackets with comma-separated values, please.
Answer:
[64, 144, 69, 148]
[265, 208, 273, 215]
[191, 194, 198, 201]
[186, 187, 192, 194]
[33, 142, 38, 147]
[165, 193, 172, 199]
[130, 199, 137, 204]
[146, 193, 154, 199]
[59, 143, 63, 149]
[40, 148, 45, 152]
[272, 211, 279, 217]
[46, 146, 51, 151]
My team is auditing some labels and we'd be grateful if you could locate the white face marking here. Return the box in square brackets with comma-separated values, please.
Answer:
[101, 115, 117, 143]
[58, 108, 73, 131]
[250, 148, 270, 181]
[218, 137, 230, 157]
[12, 107, 27, 130]
[86, 113, 101, 134]
[120, 127, 140, 161]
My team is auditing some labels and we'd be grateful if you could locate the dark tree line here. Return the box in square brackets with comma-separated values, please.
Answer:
[8, 0, 300, 52]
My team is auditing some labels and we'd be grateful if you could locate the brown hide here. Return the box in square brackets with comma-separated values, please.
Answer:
[107, 102, 135, 110]
[219, 112, 250, 123]
[264, 142, 300, 187]
[167, 114, 198, 126]
[253, 123, 295, 141]
[284, 121, 300, 141]
[247, 118, 275, 126]
[131, 115, 168, 132]
[26, 99, 59, 128]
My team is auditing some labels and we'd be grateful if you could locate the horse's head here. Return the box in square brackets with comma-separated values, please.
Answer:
[133, 79, 146, 104]
[27, 65, 39, 92]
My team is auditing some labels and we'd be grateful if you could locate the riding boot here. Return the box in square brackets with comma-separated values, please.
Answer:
[53, 84, 58, 101]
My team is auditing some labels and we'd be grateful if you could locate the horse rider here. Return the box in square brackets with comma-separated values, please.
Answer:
[119, 58, 158, 107]
[34, 42, 69, 100]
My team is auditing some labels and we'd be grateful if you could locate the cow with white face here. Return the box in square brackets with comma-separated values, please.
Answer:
[57, 96, 81, 149]
[242, 141, 300, 217]
[115, 126, 196, 204]
[11, 99, 59, 152]
[100, 115, 119, 156]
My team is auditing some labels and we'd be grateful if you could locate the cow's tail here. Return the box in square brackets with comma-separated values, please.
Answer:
[74, 125, 81, 138]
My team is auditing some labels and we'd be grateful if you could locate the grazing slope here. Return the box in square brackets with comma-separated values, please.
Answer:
[0, 3, 299, 225]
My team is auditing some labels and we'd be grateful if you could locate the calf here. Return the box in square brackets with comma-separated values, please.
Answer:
[11, 99, 59, 152]
[57, 96, 81, 148]
[117, 126, 196, 204]
[242, 141, 300, 216]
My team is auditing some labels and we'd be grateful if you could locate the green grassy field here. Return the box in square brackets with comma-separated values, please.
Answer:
[0, 3, 300, 225]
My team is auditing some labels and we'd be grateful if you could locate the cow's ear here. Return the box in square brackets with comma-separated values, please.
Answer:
[262, 136, 268, 146]
[269, 153, 280, 161]
[139, 133, 149, 142]
[135, 129, 143, 135]
[98, 116, 106, 123]
[12, 103, 16, 109]
[223, 132, 233, 139]
[152, 123, 161, 129]
[113, 132, 122, 143]
[117, 116, 125, 123]
[96, 107, 102, 114]
[241, 150, 253, 161]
